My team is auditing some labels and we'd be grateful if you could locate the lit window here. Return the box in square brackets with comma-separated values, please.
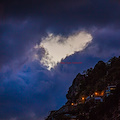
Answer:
[71, 103, 74, 106]
[101, 91, 104, 96]
[82, 97, 85, 100]
[110, 88, 116, 90]
[95, 92, 98, 96]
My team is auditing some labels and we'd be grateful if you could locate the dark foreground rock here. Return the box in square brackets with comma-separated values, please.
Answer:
[46, 56, 120, 120]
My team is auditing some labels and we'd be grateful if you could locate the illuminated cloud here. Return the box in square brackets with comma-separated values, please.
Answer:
[34, 31, 93, 70]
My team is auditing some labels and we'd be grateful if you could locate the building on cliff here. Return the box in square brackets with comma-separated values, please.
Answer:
[105, 85, 116, 97]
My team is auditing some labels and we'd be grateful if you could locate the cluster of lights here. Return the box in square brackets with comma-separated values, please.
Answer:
[94, 91, 104, 96]
[71, 86, 116, 106]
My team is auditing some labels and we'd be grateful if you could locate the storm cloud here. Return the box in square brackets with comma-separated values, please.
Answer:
[0, 0, 120, 120]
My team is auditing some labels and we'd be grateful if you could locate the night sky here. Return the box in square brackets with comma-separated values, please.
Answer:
[0, 0, 120, 120]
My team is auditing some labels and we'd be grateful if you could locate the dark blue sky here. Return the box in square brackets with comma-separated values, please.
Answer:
[0, 0, 120, 120]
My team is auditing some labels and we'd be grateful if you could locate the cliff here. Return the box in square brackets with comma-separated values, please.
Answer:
[46, 56, 120, 120]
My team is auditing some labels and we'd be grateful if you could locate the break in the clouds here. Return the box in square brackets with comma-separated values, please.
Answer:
[34, 31, 92, 70]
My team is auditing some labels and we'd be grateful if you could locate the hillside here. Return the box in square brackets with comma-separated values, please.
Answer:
[46, 56, 120, 120]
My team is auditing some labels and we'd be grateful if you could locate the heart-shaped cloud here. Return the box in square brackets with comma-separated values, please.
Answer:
[34, 31, 93, 70]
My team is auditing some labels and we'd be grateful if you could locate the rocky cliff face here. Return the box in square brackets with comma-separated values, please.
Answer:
[66, 73, 85, 104]
[46, 56, 120, 120]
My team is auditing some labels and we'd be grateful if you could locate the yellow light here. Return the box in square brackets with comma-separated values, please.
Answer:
[110, 88, 116, 90]
[71, 103, 74, 106]
[95, 92, 98, 96]
[101, 91, 104, 96]
[82, 97, 85, 100]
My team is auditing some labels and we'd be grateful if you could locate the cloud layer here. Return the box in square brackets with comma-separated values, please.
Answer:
[0, 0, 120, 120]
[34, 32, 92, 70]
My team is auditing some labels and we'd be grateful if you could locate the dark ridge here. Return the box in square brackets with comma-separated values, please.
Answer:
[46, 56, 120, 120]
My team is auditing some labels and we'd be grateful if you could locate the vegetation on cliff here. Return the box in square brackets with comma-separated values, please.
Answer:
[46, 56, 120, 120]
